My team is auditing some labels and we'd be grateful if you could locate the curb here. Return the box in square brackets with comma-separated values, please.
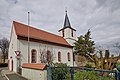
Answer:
[4, 74, 9, 80]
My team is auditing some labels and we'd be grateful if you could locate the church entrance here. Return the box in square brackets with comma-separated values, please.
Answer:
[9, 57, 13, 71]
[11, 59, 13, 71]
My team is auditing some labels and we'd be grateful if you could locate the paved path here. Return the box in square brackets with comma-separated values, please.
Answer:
[6, 73, 28, 80]
[0, 67, 7, 80]
[2, 70, 29, 80]
[0, 70, 4, 80]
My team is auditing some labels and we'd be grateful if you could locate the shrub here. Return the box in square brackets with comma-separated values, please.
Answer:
[116, 62, 120, 67]
[66, 71, 115, 80]
[51, 63, 68, 80]
[85, 62, 95, 68]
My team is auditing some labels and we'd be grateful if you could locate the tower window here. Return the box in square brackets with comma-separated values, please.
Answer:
[62, 30, 64, 37]
[73, 53, 76, 61]
[58, 52, 61, 62]
[31, 49, 37, 63]
[68, 52, 70, 61]
[71, 29, 73, 37]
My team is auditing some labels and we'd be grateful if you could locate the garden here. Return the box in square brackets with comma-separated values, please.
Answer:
[49, 63, 116, 80]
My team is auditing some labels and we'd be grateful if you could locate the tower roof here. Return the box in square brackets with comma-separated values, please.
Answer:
[59, 10, 76, 32]
[64, 10, 71, 28]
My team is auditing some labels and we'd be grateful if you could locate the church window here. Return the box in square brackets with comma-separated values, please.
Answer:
[71, 29, 73, 37]
[73, 53, 76, 61]
[31, 49, 37, 63]
[68, 52, 70, 61]
[47, 50, 51, 64]
[62, 30, 64, 37]
[58, 52, 61, 62]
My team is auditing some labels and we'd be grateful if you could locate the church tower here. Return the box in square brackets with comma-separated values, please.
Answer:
[59, 10, 76, 46]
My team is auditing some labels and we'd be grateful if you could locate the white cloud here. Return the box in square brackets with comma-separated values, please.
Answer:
[0, 0, 120, 48]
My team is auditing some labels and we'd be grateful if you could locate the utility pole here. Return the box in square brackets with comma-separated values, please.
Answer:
[28, 12, 30, 63]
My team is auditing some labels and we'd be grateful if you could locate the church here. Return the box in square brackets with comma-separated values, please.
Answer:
[8, 11, 77, 73]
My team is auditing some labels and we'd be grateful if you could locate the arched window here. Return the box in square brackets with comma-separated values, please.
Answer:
[47, 50, 51, 64]
[68, 52, 70, 61]
[62, 30, 64, 37]
[31, 49, 37, 63]
[73, 53, 76, 61]
[71, 29, 73, 37]
[58, 52, 61, 62]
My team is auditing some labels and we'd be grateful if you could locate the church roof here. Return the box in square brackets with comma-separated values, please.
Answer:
[59, 11, 76, 32]
[13, 21, 72, 48]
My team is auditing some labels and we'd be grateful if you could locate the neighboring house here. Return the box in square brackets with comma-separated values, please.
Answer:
[8, 11, 76, 73]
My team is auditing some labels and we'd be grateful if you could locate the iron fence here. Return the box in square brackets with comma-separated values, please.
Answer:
[47, 66, 120, 80]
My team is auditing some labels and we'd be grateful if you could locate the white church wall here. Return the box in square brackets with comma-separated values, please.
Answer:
[59, 28, 76, 46]
[64, 28, 70, 39]
[18, 40, 73, 66]
[8, 25, 18, 72]
[54, 46, 73, 66]
[18, 40, 28, 64]
[66, 39, 76, 46]
[64, 28, 75, 39]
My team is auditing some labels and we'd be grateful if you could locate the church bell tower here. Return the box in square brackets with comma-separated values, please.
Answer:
[59, 10, 76, 46]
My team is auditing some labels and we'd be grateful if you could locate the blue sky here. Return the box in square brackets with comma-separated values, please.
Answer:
[0, 0, 120, 55]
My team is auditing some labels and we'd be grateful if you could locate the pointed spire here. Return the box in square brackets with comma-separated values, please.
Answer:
[58, 10, 76, 32]
[64, 10, 71, 28]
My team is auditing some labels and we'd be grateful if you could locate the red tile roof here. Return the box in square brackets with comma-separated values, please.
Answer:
[22, 63, 46, 70]
[13, 21, 72, 47]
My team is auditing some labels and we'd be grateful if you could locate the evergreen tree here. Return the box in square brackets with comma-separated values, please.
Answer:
[74, 30, 95, 59]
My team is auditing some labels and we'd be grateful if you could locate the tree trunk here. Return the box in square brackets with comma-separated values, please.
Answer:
[100, 51, 104, 69]
[3, 54, 6, 63]
[94, 54, 99, 69]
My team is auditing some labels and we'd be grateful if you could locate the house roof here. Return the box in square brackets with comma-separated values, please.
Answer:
[13, 21, 72, 47]
[22, 63, 47, 70]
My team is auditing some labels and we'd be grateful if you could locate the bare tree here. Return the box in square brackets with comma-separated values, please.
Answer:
[113, 42, 120, 55]
[0, 38, 9, 63]
[39, 48, 55, 65]
[114, 42, 120, 49]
